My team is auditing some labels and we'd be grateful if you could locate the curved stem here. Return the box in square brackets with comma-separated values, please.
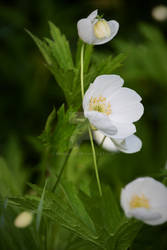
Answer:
[88, 126, 102, 196]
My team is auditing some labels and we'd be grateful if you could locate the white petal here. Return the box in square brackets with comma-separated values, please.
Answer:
[83, 75, 124, 111]
[93, 20, 119, 45]
[109, 121, 136, 139]
[93, 74, 124, 96]
[108, 20, 119, 38]
[109, 87, 144, 122]
[83, 83, 95, 110]
[120, 177, 167, 225]
[111, 134, 142, 153]
[85, 111, 117, 137]
[93, 130, 118, 152]
[110, 87, 142, 105]
[87, 10, 98, 20]
[128, 208, 162, 221]
[111, 102, 144, 123]
[77, 18, 94, 44]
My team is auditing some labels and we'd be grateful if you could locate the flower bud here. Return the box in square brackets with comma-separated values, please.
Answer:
[14, 211, 33, 228]
[94, 20, 111, 39]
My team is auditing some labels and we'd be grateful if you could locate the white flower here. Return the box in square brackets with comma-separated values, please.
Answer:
[121, 177, 167, 225]
[93, 130, 142, 154]
[14, 211, 33, 228]
[152, 5, 167, 22]
[77, 10, 119, 45]
[83, 75, 144, 138]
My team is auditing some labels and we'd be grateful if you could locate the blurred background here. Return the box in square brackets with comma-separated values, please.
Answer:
[1, 0, 167, 189]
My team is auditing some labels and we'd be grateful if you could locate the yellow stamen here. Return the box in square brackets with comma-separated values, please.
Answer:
[130, 194, 150, 209]
[89, 96, 112, 115]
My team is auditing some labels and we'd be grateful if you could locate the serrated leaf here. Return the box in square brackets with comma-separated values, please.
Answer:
[74, 53, 126, 98]
[86, 53, 125, 85]
[46, 105, 87, 154]
[8, 185, 100, 247]
[48, 21, 74, 69]
[100, 186, 122, 236]
[108, 219, 142, 250]
[44, 107, 56, 134]
[61, 181, 96, 235]
[27, 26, 78, 107]
[26, 30, 52, 65]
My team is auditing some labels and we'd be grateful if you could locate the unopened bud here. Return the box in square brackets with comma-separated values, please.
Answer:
[14, 211, 33, 228]
[94, 20, 111, 39]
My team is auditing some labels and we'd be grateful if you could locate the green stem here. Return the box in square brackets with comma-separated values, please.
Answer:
[80, 44, 85, 99]
[80, 43, 102, 196]
[88, 126, 102, 196]
[52, 149, 72, 192]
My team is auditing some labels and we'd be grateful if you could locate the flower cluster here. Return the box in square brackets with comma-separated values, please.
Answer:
[78, 11, 143, 154]
[77, 10, 167, 226]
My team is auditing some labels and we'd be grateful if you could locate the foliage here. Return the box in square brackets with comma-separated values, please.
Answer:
[1, 5, 167, 249]
[27, 22, 124, 108]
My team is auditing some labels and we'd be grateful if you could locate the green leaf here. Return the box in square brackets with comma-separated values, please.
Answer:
[44, 107, 56, 134]
[40, 107, 56, 147]
[108, 219, 142, 250]
[36, 180, 47, 231]
[9, 185, 100, 246]
[100, 186, 122, 236]
[79, 53, 125, 96]
[61, 181, 96, 235]
[0, 157, 21, 197]
[87, 53, 125, 82]
[41, 105, 87, 154]
[27, 26, 78, 107]
[47, 63, 77, 106]
[48, 21, 74, 69]
[26, 29, 52, 65]
[0, 204, 39, 250]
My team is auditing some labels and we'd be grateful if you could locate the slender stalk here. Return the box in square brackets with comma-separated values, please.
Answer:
[88, 126, 102, 196]
[52, 149, 72, 192]
[80, 44, 85, 99]
[80, 43, 102, 196]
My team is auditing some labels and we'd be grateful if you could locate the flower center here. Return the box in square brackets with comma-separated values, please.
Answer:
[93, 20, 111, 39]
[130, 194, 150, 209]
[89, 96, 112, 115]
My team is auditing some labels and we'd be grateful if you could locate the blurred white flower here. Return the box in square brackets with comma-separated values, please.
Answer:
[83, 75, 144, 138]
[14, 211, 33, 228]
[77, 10, 119, 45]
[121, 177, 167, 225]
[93, 130, 142, 153]
[152, 5, 167, 22]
